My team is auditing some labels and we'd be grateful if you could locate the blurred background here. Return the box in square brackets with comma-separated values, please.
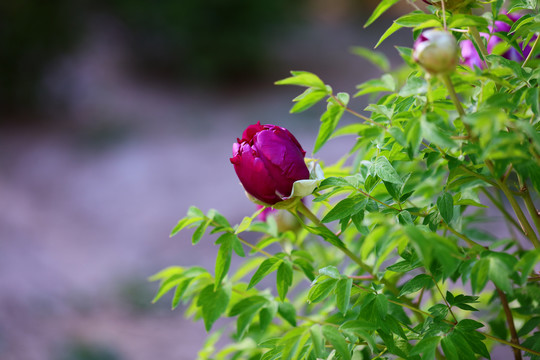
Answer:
[0, 1, 416, 359]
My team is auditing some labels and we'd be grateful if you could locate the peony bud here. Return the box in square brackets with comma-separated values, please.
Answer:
[460, 13, 537, 69]
[413, 29, 459, 74]
[230, 122, 310, 205]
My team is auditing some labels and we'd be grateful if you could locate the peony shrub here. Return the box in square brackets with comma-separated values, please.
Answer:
[151, 1, 540, 359]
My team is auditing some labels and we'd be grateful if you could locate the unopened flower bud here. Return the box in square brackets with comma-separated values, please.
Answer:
[230, 122, 310, 205]
[413, 29, 458, 74]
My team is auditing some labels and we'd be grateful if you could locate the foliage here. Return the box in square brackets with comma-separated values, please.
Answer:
[152, 0, 540, 359]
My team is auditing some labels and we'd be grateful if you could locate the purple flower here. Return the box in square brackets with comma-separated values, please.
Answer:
[230, 122, 310, 205]
[460, 13, 535, 68]
[413, 29, 459, 74]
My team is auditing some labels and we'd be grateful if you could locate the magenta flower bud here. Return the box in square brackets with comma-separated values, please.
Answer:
[230, 122, 310, 205]
[413, 29, 459, 74]
[460, 13, 537, 69]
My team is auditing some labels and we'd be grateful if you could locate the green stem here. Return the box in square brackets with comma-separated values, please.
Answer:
[470, 26, 489, 62]
[441, 74, 466, 118]
[430, 274, 457, 323]
[480, 188, 523, 233]
[486, 160, 540, 248]
[295, 201, 373, 274]
[517, 179, 540, 236]
[441, 222, 484, 248]
[522, 34, 539, 68]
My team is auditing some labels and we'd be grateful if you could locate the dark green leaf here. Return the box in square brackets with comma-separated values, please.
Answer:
[322, 196, 367, 223]
[410, 336, 442, 357]
[277, 261, 293, 301]
[518, 317, 540, 337]
[215, 233, 234, 289]
[278, 301, 297, 326]
[336, 278, 353, 314]
[248, 257, 282, 289]
[399, 274, 433, 297]
[437, 192, 454, 224]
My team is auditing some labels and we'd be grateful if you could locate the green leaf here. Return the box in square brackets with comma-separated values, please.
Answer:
[399, 273, 433, 297]
[275, 71, 326, 90]
[277, 261, 293, 301]
[375, 22, 403, 48]
[375, 293, 388, 320]
[290, 88, 328, 113]
[421, 115, 458, 149]
[322, 325, 351, 360]
[304, 225, 346, 248]
[471, 258, 490, 294]
[235, 216, 252, 234]
[248, 257, 282, 289]
[278, 301, 297, 326]
[437, 192, 454, 224]
[314, 101, 345, 153]
[515, 249, 540, 285]
[336, 278, 353, 314]
[441, 336, 460, 360]
[197, 284, 231, 332]
[364, 0, 400, 28]
[448, 14, 489, 28]
[308, 277, 338, 303]
[395, 13, 440, 27]
[410, 336, 442, 358]
[192, 218, 211, 245]
[518, 317, 540, 337]
[322, 196, 367, 223]
[372, 156, 403, 185]
[171, 278, 193, 309]
[350, 46, 390, 71]
[488, 252, 516, 294]
[215, 233, 234, 289]
[170, 216, 203, 237]
[310, 325, 326, 359]
[318, 265, 341, 279]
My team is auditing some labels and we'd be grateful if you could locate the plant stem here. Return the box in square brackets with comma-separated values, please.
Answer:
[237, 236, 273, 258]
[469, 26, 489, 63]
[485, 160, 540, 248]
[330, 94, 387, 129]
[430, 274, 457, 323]
[295, 201, 372, 274]
[517, 179, 540, 236]
[441, 74, 465, 118]
[441, 222, 484, 248]
[480, 188, 523, 233]
[522, 34, 539, 68]
[496, 287, 523, 360]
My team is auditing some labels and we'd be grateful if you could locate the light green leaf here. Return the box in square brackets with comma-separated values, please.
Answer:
[365, 0, 400, 28]
[314, 101, 345, 153]
[350, 46, 390, 71]
[372, 156, 403, 185]
[322, 325, 351, 360]
[308, 277, 338, 303]
[310, 325, 326, 358]
[290, 88, 328, 113]
[275, 71, 326, 90]
[375, 22, 403, 48]
[170, 217, 203, 237]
